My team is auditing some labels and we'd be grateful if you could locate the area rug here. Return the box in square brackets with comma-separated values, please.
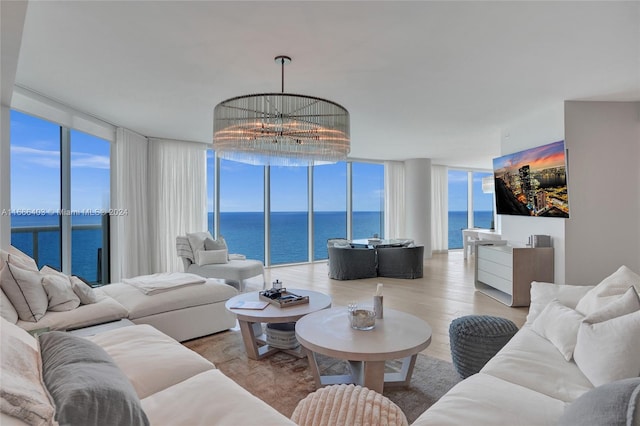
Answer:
[184, 329, 461, 423]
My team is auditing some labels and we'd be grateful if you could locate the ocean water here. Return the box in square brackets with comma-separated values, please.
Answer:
[448, 211, 493, 249]
[9, 210, 491, 281]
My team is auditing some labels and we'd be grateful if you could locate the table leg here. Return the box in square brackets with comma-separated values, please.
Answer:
[358, 361, 384, 393]
[238, 320, 261, 360]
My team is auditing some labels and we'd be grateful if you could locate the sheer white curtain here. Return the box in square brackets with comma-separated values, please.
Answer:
[431, 165, 448, 252]
[147, 138, 207, 273]
[384, 161, 405, 239]
[111, 128, 151, 280]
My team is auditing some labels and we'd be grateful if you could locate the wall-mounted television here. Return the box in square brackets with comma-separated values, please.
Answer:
[493, 140, 569, 218]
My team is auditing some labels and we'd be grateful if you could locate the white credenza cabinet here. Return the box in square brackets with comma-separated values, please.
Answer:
[475, 245, 554, 307]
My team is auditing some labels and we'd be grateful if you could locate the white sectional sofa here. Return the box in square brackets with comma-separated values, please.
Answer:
[1, 246, 238, 342]
[1, 317, 295, 426]
[413, 266, 640, 425]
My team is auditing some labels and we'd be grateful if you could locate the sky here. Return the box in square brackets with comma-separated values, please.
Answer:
[493, 140, 566, 173]
[11, 109, 491, 215]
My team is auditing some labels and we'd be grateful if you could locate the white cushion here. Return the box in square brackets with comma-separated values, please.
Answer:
[196, 249, 228, 266]
[142, 370, 297, 426]
[41, 274, 81, 312]
[481, 326, 593, 402]
[412, 373, 566, 426]
[573, 309, 640, 387]
[584, 286, 640, 324]
[575, 266, 640, 316]
[0, 287, 18, 324]
[204, 236, 227, 251]
[527, 282, 594, 324]
[532, 299, 584, 361]
[0, 262, 48, 322]
[17, 292, 127, 332]
[70, 276, 100, 304]
[0, 247, 38, 272]
[186, 231, 213, 259]
[88, 324, 215, 399]
[101, 279, 237, 320]
[0, 317, 56, 425]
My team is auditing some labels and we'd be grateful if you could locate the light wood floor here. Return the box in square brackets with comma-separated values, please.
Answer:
[243, 250, 528, 363]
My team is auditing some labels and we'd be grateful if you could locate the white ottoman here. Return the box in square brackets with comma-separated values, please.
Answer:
[101, 279, 238, 341]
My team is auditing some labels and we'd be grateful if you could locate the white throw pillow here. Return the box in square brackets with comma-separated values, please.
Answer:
[0, 287, 19, 324]
[0, 317, 56, 425]
[0, 261, 48, 322]
[575, 266, 640, 316]
[532, 299, 584, 361]
[186, 231, 214, 263]
[70, 276, 100, 304]
[204, 236, 227, 251]
[573, 309, 640, 387]
[527, 282, 595, 324]
[42, 274, 81, 312]
[0, 248, 39, 272]
[584, 286, 640, 324]
[196, 249, 229, 266]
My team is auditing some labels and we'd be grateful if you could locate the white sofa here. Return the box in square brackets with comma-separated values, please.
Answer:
[1, 246, 238, 342]
[413, 266, 640, 425]
[0, 317, 295, 426]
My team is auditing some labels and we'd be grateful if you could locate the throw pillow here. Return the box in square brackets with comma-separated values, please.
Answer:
[39, 331, 150, 426]
[0, 318, 56, 425]
[41, 274, 81, 312]
[204, 235, 227, 251]
[576, 266, 640, 316]
[0, 261, 48, 322]
[196, 249, 229, 266]
[573, 309, 640, 387]
[584, 286, 640, 324]
[186, 231, 213, 255]
[531, 299, 584, 361]
[558, 377, 640, 426]
[527, 281, 594, 324]
[0, 287, 19, 324]
[0, 247, 39, 272]
[70, 276, 100, 304]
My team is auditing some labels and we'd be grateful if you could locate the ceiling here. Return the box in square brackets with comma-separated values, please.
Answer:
[11, 1, 640, 169]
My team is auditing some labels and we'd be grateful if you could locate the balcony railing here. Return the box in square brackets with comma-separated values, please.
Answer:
[11, 221, 110, 285]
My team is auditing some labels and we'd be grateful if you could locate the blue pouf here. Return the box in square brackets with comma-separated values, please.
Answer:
[449, 315, 518, 379]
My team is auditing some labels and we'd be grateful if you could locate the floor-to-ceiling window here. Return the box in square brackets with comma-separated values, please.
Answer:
[448, 170, 468, 249]
[313, 162, 347, 260]
[10, 111, 62, 269]
[207, 150, 215, 237]
[473, 172, 494, 229]
[70, 129, 110, 283]
[351, 162, 384, 239]
[448, 169, 495, 249]
[270, 166, 308, 265]
[10, 110, 111, 283]
[218, 159, 265, 263]
[210, 156, 384, 265]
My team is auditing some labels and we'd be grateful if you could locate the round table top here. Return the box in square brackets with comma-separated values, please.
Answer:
[295, 307, 432, 361]
[225, 289, 332, 323]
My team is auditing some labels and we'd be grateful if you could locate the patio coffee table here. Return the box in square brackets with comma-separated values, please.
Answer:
[225, 289, 331, 360]
[295, 307, 432, 393]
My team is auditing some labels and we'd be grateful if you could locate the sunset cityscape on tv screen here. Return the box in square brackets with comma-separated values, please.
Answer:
[493, 140, 569, 218]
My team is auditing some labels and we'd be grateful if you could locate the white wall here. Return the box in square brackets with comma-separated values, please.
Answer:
[500, 103, 567, 282]
[564, 101, 640, 284]
[0, 106, 10, 249]
[405, 159, 432, 258]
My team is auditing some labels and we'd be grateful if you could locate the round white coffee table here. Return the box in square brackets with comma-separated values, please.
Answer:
[225, 289, 331, 360]
[295, 307, 432, 393]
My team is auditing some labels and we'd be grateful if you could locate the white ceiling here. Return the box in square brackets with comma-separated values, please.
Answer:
[12, 1, 640, 169]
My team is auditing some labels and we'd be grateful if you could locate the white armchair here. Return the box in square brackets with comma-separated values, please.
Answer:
[176, 235, 265, 292]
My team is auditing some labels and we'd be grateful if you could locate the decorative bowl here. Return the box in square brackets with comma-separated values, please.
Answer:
[349, 309, 376, 330]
